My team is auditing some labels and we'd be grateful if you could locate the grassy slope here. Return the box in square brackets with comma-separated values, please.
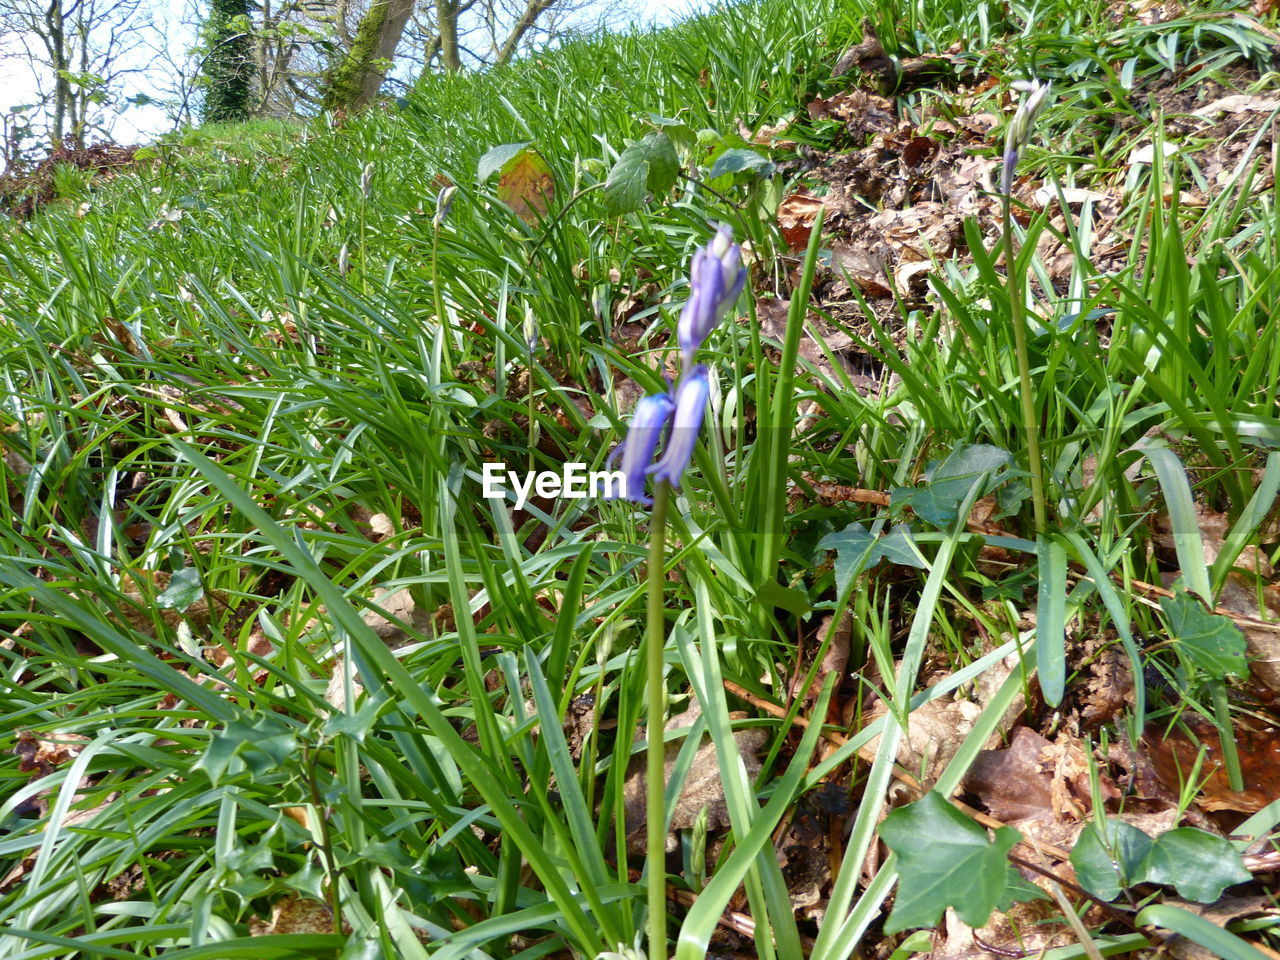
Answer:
[2, 0, 1279, 956]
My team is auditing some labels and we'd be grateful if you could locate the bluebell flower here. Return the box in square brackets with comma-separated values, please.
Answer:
[613, 392, 676, 504]
[1000, 79, 1051, 196]
[646, 365, 710, 491]
[677, 226, 746, 366]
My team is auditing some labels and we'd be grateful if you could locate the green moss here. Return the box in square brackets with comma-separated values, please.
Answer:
[321, 1, 391, 113]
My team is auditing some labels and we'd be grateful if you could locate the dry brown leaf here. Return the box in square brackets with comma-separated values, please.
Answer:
[831, 245, 891, 298]
[1128, 0, 1183, 24]
[622, 698, 768, 854]
[496, 149, 554, 223]
[250, 897, 335, 936]
[776, 194, 825, 250]
[1078, 640, 1133, 728]
[1163, 897, 1280, 960]
[1031, 186, 1113, 208]
[743, 114, 797, 146]
[963, 727, 1057, 822]
[755, 297, 854, 382]
[867, 204, 962, 262]
[864, 696, 984, 786]
[1145, 717, 1280, 813]
[1193, 94, 1280, 118]
[1152, 504, 1273, 579]
[361, 587, 432, 644]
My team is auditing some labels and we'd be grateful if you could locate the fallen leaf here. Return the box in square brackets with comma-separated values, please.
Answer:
[361, 587, 432, 644]
[1031, 186, 1112, 208]
[831, 245, 891, 297]
[250, 897, 335, 936]
[1193, 95, 1280, 117]
[622, 698, 768, 854]
[1128, 142, 1180, 165]
[776, 194, 825, 250]
[865, 696, 984, 785]
[14, 731, 90, 775]
[1152, 504, 1272, 579]
[1163, 897, 1280, 960]
[1145, 717, 1280, 813]
[963, 727, 1057, 822]
[755, 297, 854, 381]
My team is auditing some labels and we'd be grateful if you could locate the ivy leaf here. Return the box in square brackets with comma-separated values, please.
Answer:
[880, 791, 1021, 933]
[1070, 818, 1154, 901]
[603, 132, 678, 215]
[756, 580, 812, 618]
[926, 444, 1014, 503]
[892, 443, 1014, 528]
[1159, 590, 1248, 679]
[708, 147, 774, 181]
[157, 567, 203, 611]
[878, 525, 926, 569]
[996, 864, 1051, 910]
[817, 523, 925, 598]
[817, 522, 878, 598]
[1139, 827, 1251, 902]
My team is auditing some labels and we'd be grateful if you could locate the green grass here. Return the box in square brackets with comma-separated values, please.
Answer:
[2, 0, 1280, 956]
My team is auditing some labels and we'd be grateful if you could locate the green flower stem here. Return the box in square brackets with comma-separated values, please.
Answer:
[645, 480, 672, 959]
[1002, 194, 1048, 534]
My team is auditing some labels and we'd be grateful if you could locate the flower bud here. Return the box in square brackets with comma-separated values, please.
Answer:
[677, 226, 746, 367]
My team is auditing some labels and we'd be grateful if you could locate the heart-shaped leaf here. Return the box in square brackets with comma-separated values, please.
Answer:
[1070, 817, 1154, 901]
[880, 791, 1021, 933]
[1160, 590, 1248, 679]
[1139, 827, 1250, 902]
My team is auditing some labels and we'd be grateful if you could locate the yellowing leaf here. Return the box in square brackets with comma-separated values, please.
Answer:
[495, 147, 554, 223]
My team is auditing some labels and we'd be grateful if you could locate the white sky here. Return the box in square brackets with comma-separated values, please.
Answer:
[0, 0, 707, 145]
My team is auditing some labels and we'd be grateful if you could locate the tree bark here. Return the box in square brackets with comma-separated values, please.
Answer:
[44, 0, 70, 144]
[435, 0, 462, 72]
[321, 0, 416, 111]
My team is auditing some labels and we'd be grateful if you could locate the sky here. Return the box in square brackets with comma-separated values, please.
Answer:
[0, 0, 709, 147]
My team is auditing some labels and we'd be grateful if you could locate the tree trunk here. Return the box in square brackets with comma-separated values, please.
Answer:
[321, 0, 415, 112]
[201, 0, 254, 123]
[436, 0, 462, 72]
[44, 0, 70, 144]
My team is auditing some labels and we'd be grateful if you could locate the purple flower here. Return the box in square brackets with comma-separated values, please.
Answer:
[1000, 79, 1051, 197]
[677, 226, 746, 366]
[612, 392, 676, 504]
[646, 365, 710, 490]
[1000, 148, 1020, 196]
